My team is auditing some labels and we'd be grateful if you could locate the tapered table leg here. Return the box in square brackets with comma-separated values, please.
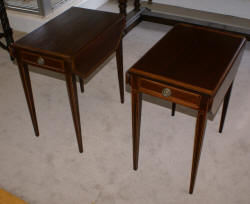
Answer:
[189, 97, 209, 194]
[172, 103, 176, 116]
[132, 91, 142, 170]
[219, 83, 233, 133]
[17, 62, 39, 136]
[65, 73, 83, 153]
[79, 77, 84, 93]
[116, 41, 124, 104]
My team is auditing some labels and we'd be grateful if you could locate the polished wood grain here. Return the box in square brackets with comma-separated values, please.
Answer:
[73, 15, 124, 79]
[127, 24, 246, 193]
[13, 7, 125, 153]
[130, 24, 245, 96]
[15, 8, 123, 57]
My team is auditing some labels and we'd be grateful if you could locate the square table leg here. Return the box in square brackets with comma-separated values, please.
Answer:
[17, 61, 39, 136]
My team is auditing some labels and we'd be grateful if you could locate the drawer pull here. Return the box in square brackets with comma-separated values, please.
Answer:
[37, 57, 45, 65]
[162, 88, 171, 97]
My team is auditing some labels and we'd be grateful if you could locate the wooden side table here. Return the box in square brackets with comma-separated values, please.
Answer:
[126, 24, 246, 193]
[13, 7, 125, 153]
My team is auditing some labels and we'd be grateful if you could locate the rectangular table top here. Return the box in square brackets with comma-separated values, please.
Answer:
[14, 7, 123, 58]
[128, 24, 246, 96]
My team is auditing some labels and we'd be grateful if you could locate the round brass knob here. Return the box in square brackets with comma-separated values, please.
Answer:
[162, 88, 171, 97]
[37, 57, 45, 65]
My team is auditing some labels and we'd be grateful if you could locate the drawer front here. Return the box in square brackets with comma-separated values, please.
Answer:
[139, 78, 201, 109]
[21, 52, 64, 73]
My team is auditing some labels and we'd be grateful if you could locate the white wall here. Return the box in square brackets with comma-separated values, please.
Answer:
[78, 0, 108, 9]
[7, 0, 108, 33]
[151, 0, 250, 19]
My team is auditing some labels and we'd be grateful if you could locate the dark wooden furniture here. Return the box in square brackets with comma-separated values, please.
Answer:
[0, 0, 14, 58]
[13, 7, 125, 153]
[126, 24, 246, 193]
[118, 0, 250, 40]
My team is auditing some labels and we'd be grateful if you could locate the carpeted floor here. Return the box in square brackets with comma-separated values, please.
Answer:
[0, 2, 250, 204]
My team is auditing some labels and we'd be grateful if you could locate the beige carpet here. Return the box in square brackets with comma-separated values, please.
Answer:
[1, 3, 250, 204]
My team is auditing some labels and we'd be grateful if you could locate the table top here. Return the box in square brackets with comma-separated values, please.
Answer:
[14, 7, 123, 58]
[128, 24, 246, 96]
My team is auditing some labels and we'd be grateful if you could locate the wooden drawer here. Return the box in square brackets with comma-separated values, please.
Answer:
[139, 78, 201, 109]
[21, 51, 64, 73]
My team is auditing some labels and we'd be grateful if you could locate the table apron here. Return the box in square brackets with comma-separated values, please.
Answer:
[137, 77, 202, 110]
[20, 51, 65, 73]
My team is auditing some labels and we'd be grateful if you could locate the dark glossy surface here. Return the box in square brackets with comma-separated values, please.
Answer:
[129, 24, 245, 95]
[73, 17, 124, 78]
[127, 24, 245, 194]
[15, 7, 123, 57]
[13, 7, 125, 153]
